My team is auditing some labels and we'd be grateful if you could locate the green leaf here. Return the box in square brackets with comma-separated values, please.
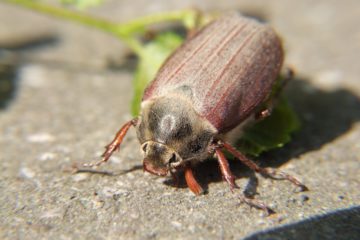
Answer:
[236, 97, 301, 156]
[131, 32, 183, 115]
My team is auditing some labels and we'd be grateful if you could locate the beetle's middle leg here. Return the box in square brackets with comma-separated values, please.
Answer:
[214, 148, 239, 191]
[222, 142, 308, 191]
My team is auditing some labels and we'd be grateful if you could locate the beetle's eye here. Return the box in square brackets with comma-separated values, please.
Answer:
[169, 153, 177, 164]
[142, 143, 148, 153]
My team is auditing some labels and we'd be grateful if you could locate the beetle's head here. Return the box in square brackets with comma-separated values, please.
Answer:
[141, 141, 181, 176]
[136, 95, 217, 176]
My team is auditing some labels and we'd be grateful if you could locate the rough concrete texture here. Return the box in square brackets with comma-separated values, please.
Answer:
[0, 0, 360, 239]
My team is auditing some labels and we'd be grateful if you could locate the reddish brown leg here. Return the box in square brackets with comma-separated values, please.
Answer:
[215, 148, 239, 191]
[223, 142, 308, 191]
[256, 67, 294, 121]
[212, 143, 273, 214]
[84, 118, 138, 167]
[239, 195, 275, 216]
[184, 164, 204, 195]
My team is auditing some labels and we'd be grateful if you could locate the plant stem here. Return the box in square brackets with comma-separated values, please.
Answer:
[3, 0, 198, 56]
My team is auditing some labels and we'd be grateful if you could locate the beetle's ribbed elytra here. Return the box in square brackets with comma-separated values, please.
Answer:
[144, 13, 283, 132]
[86, 12, 307, 214]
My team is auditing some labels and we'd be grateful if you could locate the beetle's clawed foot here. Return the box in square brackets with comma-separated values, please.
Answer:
[262, 167, 308, 192]
[102, 143, 120, 160]
[82, 146, 117, 168]
[239, 195, 275, 216]
[294, 184, 309, 193]
[84, 119, 137, 168]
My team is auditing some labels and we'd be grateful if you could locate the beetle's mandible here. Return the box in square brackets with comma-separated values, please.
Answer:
[86, 12, 307, 213]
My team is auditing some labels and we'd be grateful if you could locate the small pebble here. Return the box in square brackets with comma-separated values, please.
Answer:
[101, 186, 118, 198]
[92, 199, 104, 209]
[171, 221, 182, 229]
[72, 173, 89, 182]
[38, 152, 56, 161]
[19, 167, 35, 179]
[40, 208, 63, 219]
[188, 225, 196, 233]
[27, 133, 55, 143]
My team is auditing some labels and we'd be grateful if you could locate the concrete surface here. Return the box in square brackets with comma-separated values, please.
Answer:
[0, 0, 359, 239]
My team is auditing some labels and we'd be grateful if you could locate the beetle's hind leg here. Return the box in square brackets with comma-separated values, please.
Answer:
[84, 118, 138, 167]
[214, 146, 275, 215]
[222, 142, 308, 192]
[255, 67, 294, 121]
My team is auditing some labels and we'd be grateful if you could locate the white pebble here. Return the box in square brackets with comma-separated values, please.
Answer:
[27, 133, 55, 143]
[19, 167, 36, 179]
[72, 173, 89, 182]
[171, 221, 182, 229]
[38, 152, 56, 161]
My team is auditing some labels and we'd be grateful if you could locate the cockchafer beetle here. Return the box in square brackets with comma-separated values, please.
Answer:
[86, 12, 307, 213]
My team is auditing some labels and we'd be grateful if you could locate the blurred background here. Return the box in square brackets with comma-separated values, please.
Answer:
[0, 1, 359, 239]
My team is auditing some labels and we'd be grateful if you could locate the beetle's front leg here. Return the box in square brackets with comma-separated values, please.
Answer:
[84, 118, 138, 167]
[184, 163, 204, 195]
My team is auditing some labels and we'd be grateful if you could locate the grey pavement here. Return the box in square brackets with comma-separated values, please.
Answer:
[0, 1, 359, 239]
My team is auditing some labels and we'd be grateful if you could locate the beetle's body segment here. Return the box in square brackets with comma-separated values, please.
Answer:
[143, 13, 283, 132]
[90, 13, 307, 212]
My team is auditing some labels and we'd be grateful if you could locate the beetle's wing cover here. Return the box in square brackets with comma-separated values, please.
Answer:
[143, 13, 283, 133]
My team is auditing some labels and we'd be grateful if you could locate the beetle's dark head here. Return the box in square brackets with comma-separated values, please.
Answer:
[141, 141, 180, 176]
[136, 95, 217, 176]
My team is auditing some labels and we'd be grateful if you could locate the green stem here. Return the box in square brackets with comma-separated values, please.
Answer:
[115, 9, 198, 35]
[3, 0, 143, 54]
[3, 0, 198, 56]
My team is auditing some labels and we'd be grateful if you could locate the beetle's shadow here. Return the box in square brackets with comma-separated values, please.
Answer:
[166, 78, 360, 192]
[263, 78, 360, 167]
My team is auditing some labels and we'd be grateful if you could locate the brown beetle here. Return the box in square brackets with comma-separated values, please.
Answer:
[86, 12, 307, 212]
